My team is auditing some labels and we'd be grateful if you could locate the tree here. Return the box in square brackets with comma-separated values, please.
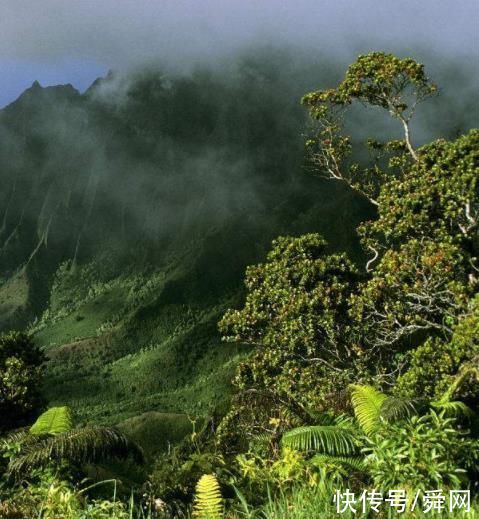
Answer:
[304, 52, 479, 375]
[219, 234, 360, 416]
[219, 52, 479, 453]
[302, 52, 437, 206]
[0, 331, 45, 433]
[351, 130, 479, 368]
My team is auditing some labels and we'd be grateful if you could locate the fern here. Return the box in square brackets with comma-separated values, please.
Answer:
[281, 425, 358, 455]
[193, 474, 223, 519]
[311, 454, 366, 473]
[432, 400, 475, 418]
[9, 426, 144, 476]
[30, 406, 73, 435]
[380, 396, 417, 422]
[349, 384, 386, 435]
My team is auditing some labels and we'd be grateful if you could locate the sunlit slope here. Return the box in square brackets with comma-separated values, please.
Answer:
[31, 189, 366, 457]
[0, 52, 372, 453]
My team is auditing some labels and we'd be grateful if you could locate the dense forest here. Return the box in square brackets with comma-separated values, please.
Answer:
[0, 50, 478, 517]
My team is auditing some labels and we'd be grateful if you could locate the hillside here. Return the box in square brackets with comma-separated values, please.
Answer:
[0, 53, 370, 454]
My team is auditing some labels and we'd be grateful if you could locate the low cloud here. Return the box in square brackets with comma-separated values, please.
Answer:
[2, 0, 478, 68]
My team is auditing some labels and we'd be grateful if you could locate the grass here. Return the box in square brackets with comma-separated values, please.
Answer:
[233, 484, 479, 518]
[33, 248, 249, 458]
[117, 411, 195, 460]
[23, 190, 366, 461]
[35, 285, 129, 348]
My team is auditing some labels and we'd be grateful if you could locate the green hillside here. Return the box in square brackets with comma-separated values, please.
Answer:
[0, 52, 370, 454]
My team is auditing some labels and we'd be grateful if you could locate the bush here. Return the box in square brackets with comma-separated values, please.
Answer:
[364, 411, 476, 491]
[0, 331, 45, 433]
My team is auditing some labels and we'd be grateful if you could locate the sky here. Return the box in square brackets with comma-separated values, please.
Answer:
[1, 0, 478, 107]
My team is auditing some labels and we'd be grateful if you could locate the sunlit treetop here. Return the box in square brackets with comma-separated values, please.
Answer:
[302, 52, 438, 195]
[302, 52, 437, 118]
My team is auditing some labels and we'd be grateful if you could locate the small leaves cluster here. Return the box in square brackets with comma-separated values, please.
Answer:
[0, 332, 45, 433]
[302, 52, 437, 118]
[219, 234, 360, 411]
[396, 295, 479, 400]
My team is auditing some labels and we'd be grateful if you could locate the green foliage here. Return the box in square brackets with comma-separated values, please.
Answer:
[276, 385, 478, 507]
[2, 406, 143, 483]
[216, 53, 479, 518]
[366, 129, 479, 247]
[349, 384, 386, 435]
[310, 453, 365, 474]
[303, 52, 436, 116]
[0, 331, 45, 433]
[351, 239, 468, 357]
[219, 234, 360, 438]
[234, 446, 325, 499]
[364, 411, 475, 491]
[30, 406, 73, 435]
[193, 474, 223, 519]
[378, 394, 417, 422]
[259, 482, 354, 519]
[277, 384, 411, 487]
[397, 296, 479, 400]
[281, 423, 358, 456]
[8, 425, 143, 477]
[1, 51, 478, 516]
[0, 469, 135, 518]
[150, 449, 225, 505]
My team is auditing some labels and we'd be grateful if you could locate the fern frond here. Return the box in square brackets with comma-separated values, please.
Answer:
[193, 474, 223, 519]
[311, 454, 366, 473]
[4, 429, 30, 445]
[349, 384, 386, 435]
[30, 407, 73, 435]
[432, 400, 475, 418]
[9, 426, 144, 476]
[380, 396, 417, 422]
[281, 425, 358, 455]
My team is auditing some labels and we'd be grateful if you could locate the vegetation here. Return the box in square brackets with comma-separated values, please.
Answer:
[0, 331, 45, 432]
[0, 51, 478, 516]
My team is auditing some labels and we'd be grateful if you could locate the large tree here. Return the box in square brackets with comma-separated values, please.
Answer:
[218, 52, 479, 449]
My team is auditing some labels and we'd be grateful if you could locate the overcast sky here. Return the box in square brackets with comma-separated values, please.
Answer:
[0, 1, 478, 107]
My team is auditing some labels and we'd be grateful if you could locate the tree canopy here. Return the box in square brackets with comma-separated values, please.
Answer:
[219, 52, 479, 447]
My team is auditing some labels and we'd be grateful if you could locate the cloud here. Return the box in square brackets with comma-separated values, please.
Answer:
[1, 0, 478, 68]
[1, 1, 477, 108]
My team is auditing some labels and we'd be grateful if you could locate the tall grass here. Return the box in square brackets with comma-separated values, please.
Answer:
[230, 483, 479, 519]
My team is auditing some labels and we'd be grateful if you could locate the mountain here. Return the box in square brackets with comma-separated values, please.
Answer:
[0, 52, 371, 454]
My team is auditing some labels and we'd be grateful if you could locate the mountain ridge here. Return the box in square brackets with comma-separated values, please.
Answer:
[0, 56, 370, 453]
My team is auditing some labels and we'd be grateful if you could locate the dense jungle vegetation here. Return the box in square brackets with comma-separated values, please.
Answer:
[0, 50, 478, 517]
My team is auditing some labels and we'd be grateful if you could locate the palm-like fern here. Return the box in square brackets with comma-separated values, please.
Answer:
[280, 384, 418, 475]
[193, 473, 223, 519]
[430, 363, 478, 418]
[7, 407, 143, 477]
[349, 384, 387, 435]
[311, 454, 366, 473]
[432, 399, 475, 418]
[281, 425, 358, 455]
[30, 406, 73, 435]
[379, 395, 418, 422]
[9, 426, 143, 475]
[280, 381, 473, 483]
